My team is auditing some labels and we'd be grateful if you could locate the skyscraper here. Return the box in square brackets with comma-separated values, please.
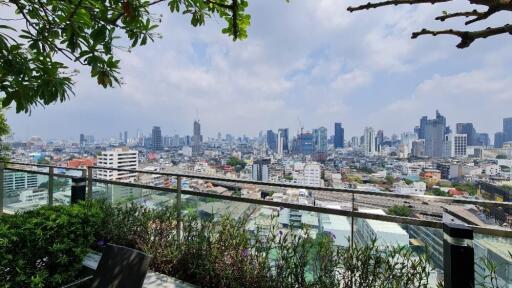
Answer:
[363, 127, 376, 156]
[313, 127, 328, 153]
[192, 120, 202, 156]
[266, 130, 277, 152]
[503, 117, 512, 142]
[456, 123, 477, 146]
[79, 133, 85, 147]
[495, 132, 505, 148]
[252, 159, 270, 182]
[376, 130, 384, 152]
[278, 128, 289, 153]
[334, 122, 344, 149]
[151, 126, 162, 151]
[418, 116, 428, 139]
[424, 110, 447, 158]
[123, 131, 128, 145]
[295, 131, 314, 155]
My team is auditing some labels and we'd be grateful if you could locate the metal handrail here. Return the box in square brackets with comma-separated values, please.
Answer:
[2, 162, 512, 237]
[5, 160, 512, 208]
[87, 165, 512, 209]
[5, 161, 86, 172]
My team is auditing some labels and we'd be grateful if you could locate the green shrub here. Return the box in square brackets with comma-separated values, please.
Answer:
[0, 202, 103, 287]
[1, 201, 436, 288]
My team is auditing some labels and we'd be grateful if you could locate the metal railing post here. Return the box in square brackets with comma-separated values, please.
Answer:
[443, 222, 474, 288]
[176, 176, 182, 240]
[87, 166, 93, 199]
[48, 167, 54, 206]
[351, 191, 355, 248]
[0, 162, 4, 214]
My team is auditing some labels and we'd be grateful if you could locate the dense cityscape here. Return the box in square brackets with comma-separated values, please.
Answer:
[4, 109, 512, 286]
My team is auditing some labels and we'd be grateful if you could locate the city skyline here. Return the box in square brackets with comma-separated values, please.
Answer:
[4, 0, 512, 140]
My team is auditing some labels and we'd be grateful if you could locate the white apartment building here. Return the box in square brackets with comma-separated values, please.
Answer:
[292, 163, 322, 187]
[364, 127, 376, 156]
[393, 181, 426, 195]
[444, 134, 468, 158]
[96, 148, 138, 182]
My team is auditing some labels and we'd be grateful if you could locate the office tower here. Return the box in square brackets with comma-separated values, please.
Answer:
[424, 110, 447, 158]
[334, 122, 344, 149]
[444, 134, 467, 158]
[252, 159, 270, 182]
[96, 147, 139, 181]
[456, 123, 477, 146]
[418, 116, 428, 139]
[277, 131, 284, 155]
[266, 130, 277, 152]
[278, 128, 289, 153]
[151, 126, 163, 151]
[79, 133, 85, 147]
[411, 140, 425, 157]
[363, 127, 376, 156]
[476, 133, 490, 146]
[295, 131, 314, 155]
[401, 132, 417, 155]
[495, 132, 505, 148]
[376, 130, 384, 152]
[123, 131, 128, 144]
[504, 117, 512, 142]
[351, 136, 359, 147]
[85, 135, 95, 146]
[313, 127, 328, 153]
[192, 120, 202, 156]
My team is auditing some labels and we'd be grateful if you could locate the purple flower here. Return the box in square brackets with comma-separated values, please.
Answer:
[278, 230, 283, 236]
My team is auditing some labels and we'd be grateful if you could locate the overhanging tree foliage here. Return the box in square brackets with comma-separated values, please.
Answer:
[348, 0, 512, 48]
[0, 0, 250, 113]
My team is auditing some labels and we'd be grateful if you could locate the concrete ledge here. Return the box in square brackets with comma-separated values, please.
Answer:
[143, 271, 198, 288]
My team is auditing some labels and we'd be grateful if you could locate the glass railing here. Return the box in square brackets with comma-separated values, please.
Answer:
[2, 161, 511, 287]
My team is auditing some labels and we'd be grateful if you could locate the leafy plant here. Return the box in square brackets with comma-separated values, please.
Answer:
[387, 204, 413, 217]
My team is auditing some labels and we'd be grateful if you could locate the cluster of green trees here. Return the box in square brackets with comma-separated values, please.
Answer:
[387, 205, 413, 217]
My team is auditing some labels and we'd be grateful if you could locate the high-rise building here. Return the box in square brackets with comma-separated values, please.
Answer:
[495, 132, 505, 148]
[376, 130, 384, 152]
[363, 127, 376, 156]
[79, 133, 85, 147]
[424, 110, 447, 158]
[456, 123, 477, 146]
[476, 133, 490, 146]
[151, 126, 162, 151]
[351, 136, 359, 147]
[334, 123, 344, 149]
[313, 127, 328, 153]
[444, 134, 467, 157]
[252, 159, 270, 182]
[411, 140, 425, 157]
[192, 120, 202, 156]
[123, 131, 128, 144]
[96, 148, 139, 182]
[503, 117, 512, 142]
[277, 131, 284, 155]
[266, 130, 277, 152]
[418, 116, 428, 139]
[295, 132, 314, 155]
[278, 128, 289, 153]
[303, 163, 322, 186]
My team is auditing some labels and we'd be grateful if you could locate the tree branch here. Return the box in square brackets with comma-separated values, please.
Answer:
[435, 10, 484, 21]
[411, 24, 512, 48]
[347, 0, 451, 12]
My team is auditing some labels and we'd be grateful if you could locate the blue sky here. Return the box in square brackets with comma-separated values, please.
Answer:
[6, 0, 512, 141]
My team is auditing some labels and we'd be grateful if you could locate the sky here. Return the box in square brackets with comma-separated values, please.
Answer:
[6, 0, 512, 141]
